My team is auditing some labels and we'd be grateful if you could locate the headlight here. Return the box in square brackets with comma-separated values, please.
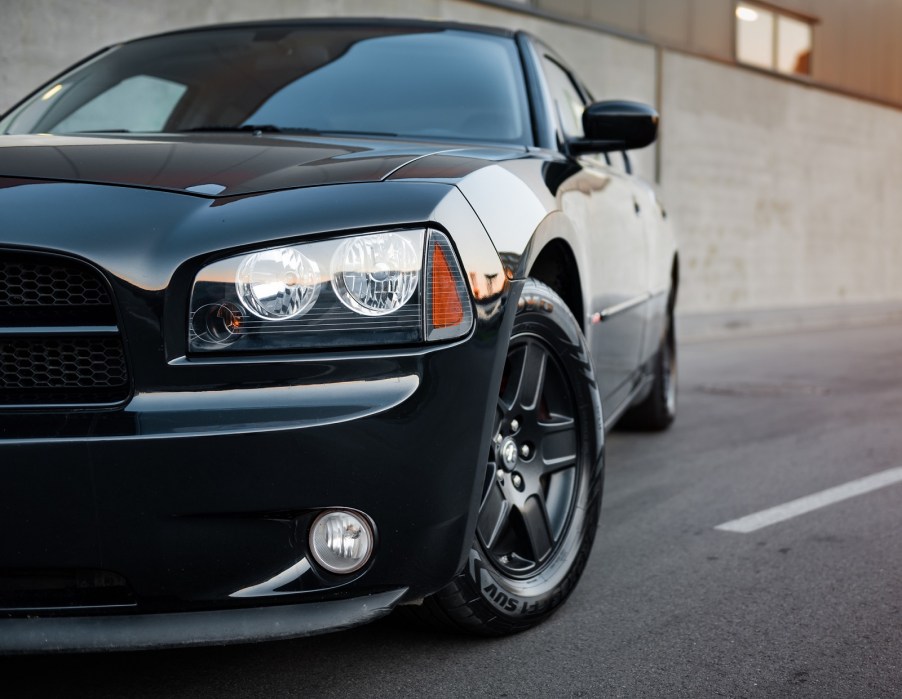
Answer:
[332, 233, 419, 316]
[189, 228, 474, 353]
[237, 247, 320, 320]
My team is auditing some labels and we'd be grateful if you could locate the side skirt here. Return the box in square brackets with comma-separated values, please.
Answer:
[603, 371, 654, 432]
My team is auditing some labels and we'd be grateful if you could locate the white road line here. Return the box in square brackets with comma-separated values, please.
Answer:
[715, 466, 902, 533]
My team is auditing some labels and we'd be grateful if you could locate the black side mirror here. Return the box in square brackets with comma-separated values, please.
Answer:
[569, 100, 659, 155]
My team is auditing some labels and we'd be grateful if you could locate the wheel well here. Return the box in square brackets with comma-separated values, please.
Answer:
[528, 240, 584, 330]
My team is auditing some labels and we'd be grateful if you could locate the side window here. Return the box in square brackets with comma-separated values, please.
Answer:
[541, 56, 585, 140]
[53, 76, 186, 133]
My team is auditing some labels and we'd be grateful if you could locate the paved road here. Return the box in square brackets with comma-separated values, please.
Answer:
[7, 322, 902, 697]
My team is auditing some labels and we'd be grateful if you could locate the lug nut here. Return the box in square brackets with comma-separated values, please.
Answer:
[510, 419, 520, 432]
[494, 433, 503, 444]
[520, 444, 531, 458]
[496, 469, 505, 484]
[512, 474, 524, 490]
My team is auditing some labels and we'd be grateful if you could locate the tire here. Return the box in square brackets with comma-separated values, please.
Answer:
[619, 299, 677, 431]
[412, 280, 604, 635]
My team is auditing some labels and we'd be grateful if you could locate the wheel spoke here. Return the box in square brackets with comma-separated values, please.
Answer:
[538, 415, 577, 474]
[516, 342, 547, 411]
[477, 481, 510, 550]
[538, 414, 575, 435]
[520, 495, 553, 561]
[545, 466, 576, 541]
[498, 345, 526, 413]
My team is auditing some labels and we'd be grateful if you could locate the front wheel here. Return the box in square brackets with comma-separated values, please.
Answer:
[414, 280, 604, 635]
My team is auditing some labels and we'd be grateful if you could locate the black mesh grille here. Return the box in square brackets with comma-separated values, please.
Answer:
[0, 253, 116, 325]
[0, 258, 110, 306]
[0, 251, 129, 406]
[0, 336, 129, 404]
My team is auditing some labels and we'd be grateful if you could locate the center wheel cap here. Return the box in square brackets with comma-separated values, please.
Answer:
[500, 437, 519, 470]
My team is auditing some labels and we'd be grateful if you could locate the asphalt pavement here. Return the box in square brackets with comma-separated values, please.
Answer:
[6, 321, 902, 697]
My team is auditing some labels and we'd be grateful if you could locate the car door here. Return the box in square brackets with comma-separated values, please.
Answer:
[630, 174, 672, 368]
[538, 54, 649, 416]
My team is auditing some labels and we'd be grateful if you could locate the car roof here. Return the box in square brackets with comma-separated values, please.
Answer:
[127, 17, 518, 44]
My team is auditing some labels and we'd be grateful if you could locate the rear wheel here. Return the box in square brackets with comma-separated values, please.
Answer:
[412, 280, 604, 635]
[620, 300, 676, 431]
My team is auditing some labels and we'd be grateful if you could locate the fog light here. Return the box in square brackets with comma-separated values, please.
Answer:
[309, 510, 374, 574]
[191, 302, 244, 346]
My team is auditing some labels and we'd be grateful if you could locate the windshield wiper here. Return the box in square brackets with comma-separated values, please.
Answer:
[299, 128, 399, 138]
[178, 125, 398, 138]
[178, 124, 284, 133]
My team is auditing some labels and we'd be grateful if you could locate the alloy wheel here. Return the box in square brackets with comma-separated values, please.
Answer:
[477, 334, 581, 578]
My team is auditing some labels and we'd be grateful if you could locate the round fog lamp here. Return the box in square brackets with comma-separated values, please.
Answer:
[192, 302, 244, 345]
[309, 510, 374, 574]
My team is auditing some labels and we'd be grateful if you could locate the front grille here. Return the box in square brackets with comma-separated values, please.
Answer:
[0, 251, 129, 406]
[0, 253, 116, 326]
[0, 336, 129, 405]
[0, 257, 111, 306]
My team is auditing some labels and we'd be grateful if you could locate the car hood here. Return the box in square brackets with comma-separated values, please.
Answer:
[0, 133, 521, 197]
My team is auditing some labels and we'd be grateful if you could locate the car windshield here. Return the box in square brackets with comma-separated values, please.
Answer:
[0, 25, 532, 146]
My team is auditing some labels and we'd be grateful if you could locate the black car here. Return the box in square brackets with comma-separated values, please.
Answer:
[0, 18, 678, 651]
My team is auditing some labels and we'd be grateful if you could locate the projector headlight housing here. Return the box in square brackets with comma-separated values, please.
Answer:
[188, 228, 474, 353]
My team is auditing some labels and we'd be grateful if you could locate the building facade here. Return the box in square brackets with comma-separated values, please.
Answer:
[530, 0, 902, 109]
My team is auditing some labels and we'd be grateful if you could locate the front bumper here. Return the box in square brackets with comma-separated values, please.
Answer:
[0, 331, 509, 636]
[0, 588, 407, 654]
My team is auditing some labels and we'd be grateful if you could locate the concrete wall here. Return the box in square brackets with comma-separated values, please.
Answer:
[536, 0, 734, 59]
[660, 51, 902, 312]
[2, 0, 902, 315]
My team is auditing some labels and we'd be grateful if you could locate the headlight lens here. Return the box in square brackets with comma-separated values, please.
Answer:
[332, 233, 419, 316]
[236, 247, 320, 320]
[189, 228, 473, 353]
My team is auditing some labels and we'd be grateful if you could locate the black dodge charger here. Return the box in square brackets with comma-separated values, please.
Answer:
[0, 18, 678, 651]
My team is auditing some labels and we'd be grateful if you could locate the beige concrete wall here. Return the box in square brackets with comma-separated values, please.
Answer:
[660, 50, 902, 312]
[538, 0, 735, 60]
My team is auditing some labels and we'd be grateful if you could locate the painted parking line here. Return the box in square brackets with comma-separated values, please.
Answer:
[715, 466, 902, 534]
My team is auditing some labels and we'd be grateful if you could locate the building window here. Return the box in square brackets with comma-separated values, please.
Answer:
[735, 2, 813, 76]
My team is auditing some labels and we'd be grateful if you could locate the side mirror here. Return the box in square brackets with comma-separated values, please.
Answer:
[569, 100, 659, 155]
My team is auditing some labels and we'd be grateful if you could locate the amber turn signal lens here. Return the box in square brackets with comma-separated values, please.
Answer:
[424, 231, 474, 342]
[430, 244, 464, 329]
